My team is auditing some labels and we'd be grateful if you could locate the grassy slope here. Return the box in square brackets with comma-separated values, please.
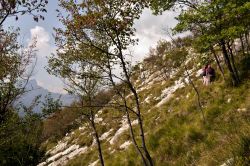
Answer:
[103, 75, 249, 165]
[43, 54, 250, 166]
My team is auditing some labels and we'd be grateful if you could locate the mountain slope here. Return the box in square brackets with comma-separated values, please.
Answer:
[17, 80, 75, 113]
[38, 48, 250, 166]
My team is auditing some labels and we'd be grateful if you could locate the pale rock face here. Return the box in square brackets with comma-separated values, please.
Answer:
[137, 85, 150, 93]
[220, 158, 233, 166]
[47, 144, 80, 163]
[185, 68, 195, 77]
[97, 109, 103, 115]
[184, 77, 189, 84]
[110, 149, 116, 154]
[169, 69, 178, 79]
[119, 141, 132, 149]
[196, 69, 204, 77]
[91, 138, 97, 147]
[155, 116, 160, 121]
[143, 71, 161, 85]
[67, 146, 88, 160]
[37, 162, 46, 166]
[47, 151, 63, 163]
[161, 80, 167, 85]
[61, 144, 80, 156]
[100, 129, 114, 141]
[94, 117, 103, 123]
[156, 78, 185, 107]
[47, 142, 67, 156]
[109, 118, 138, 145]
[144, 94, 152, 104]
[79, 126, 86, 131]
[125, 93, 133, 99]
[39, 145, 88, 166]
[156, 94, 174, 107]
[88, 160, 99, 166]
[237, 108, 247, 112]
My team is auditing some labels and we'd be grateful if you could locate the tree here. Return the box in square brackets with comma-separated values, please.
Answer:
[174, 0, 250, 85]
[41, 93, 62, 118]
[149, 0, 200, 14]
[149, 0, 250, 86]
[0, 0, 48, 26]
[0, 106, 44, 165]
[0, 28, 37, 123]
[0, 0, 49, 164]
[50, 0, 153, 165]
[48, 48, 106, 165]
[0, 0, 48, 124]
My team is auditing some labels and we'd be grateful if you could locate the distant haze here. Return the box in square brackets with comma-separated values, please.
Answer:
[16, 80, 75, 114]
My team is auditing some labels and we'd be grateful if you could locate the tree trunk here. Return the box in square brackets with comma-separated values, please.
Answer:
[107, 60, 148, 166]
[210, 46, 225, 80]
[90, 111, 105, 166]
[124, 103, 148, 166]
[220, 39, 238, 86]
[184, 65, 206, 123]
[240, 34, 246, 56]
[245, 32, 250, 54]
[119, 53, 153, 166]
[226, 42, 240, 83]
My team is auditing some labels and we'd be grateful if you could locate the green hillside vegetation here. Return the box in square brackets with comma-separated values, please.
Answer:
[41, 38, 250, 166]
[1, 0, 250, 165]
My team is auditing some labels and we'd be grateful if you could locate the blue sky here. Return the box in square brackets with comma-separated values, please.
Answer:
[3, 1, 179, 94]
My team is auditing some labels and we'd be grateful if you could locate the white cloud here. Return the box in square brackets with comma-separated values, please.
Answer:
[29, 26, 52, 56]
[28, 26, 66, 94]
[131, 9, 179, 63]
[26, 10, 180, 94]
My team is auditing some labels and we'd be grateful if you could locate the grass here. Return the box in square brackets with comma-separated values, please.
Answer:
[43, 54, 250, 166]
[64, 78, 250, 166]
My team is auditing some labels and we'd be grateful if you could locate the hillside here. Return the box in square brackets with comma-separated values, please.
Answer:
[38, 47, 250, 166]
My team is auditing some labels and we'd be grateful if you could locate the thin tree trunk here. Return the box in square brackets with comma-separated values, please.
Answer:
[226, 42, 240, 83]
[220, 39, 238, 86]
[124, 102, 148, 166]
[210, 46, 225, 80]
[184, 65, 206, 123]
[240, 34, 246, 56]
[119, 53, 153, 166]
[107, 60, 148, 166]
[114, 28, 153, 165]
[90, 111, 105, 166]
[245, 32, 250, 54]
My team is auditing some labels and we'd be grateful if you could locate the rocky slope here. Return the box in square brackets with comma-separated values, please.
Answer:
[38, 47, 250, 166]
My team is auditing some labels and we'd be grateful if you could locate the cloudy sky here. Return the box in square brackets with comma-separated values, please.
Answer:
[4, 1, 179, 94]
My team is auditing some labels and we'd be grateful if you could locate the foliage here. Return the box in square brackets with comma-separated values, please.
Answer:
[0, 111, 44, 165]
[41, 93, 62, 118]
[41, 103, 80, 142]
[0, 0, 50, 164]
[49, 0, 154, 165]
[0, 0, 48, 25]
[149, 0, 200, 14]
[150, 0, 250, 86]
[0, 28, 37, 123]
[61, 39, 250, 165]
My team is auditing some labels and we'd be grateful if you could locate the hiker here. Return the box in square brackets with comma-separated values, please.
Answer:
[203, 64, 215, 85]
[201, 64, 208, 85]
